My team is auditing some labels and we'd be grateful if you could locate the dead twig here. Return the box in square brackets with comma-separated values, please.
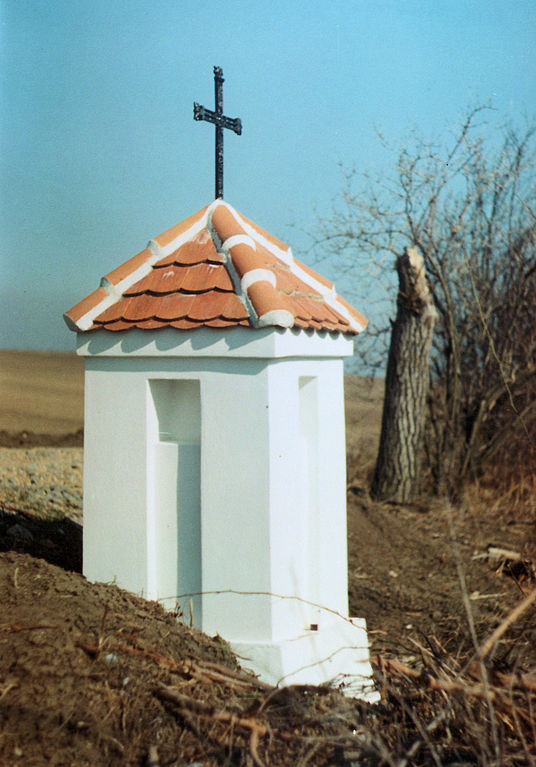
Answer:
[115, 637, 266, 690]
[76, 632, 268, 691]
[378, 656, 536, 698]
[156, 684, 268, 737]
[155, 684, 268, 767]
[0, 623, 57, 633]
[479, 587, 536, 660]
[197, 658, 271, 689]
[376, 657, 496, 700]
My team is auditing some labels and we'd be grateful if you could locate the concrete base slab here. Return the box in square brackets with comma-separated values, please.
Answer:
[231, 615, 380, 702]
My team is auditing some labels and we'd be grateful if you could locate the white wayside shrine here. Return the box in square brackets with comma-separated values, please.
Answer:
[65, 200, 378, 700]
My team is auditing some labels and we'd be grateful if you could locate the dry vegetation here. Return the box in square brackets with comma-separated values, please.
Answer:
[0, 350, 84, 435]
[0, 350, 535, 765]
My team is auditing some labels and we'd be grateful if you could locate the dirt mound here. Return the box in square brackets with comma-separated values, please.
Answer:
[0, 552, 378, 766]
[1, 491, 535, 765]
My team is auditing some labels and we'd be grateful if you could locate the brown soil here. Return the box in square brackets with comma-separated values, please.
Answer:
[1, 351, 535, 764]
[2, 492, 534, 766]
[346, 485, 536, 663]
[0, 429, 84, 448]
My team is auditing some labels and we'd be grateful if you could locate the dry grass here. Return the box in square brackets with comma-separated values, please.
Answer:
[344, 375, 384, 468]
[0, 349, 84, 434]
[467, 454, 536, 526]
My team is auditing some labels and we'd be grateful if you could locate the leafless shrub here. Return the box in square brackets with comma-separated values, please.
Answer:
[314, 106, 536, 498]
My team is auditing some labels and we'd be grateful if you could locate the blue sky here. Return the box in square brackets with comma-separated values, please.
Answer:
[1, 0, 535, 353]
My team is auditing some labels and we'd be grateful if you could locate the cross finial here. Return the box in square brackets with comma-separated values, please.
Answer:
[193, 66, 242, 200]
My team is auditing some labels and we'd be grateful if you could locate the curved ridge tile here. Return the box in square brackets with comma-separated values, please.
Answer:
[64, 287, 110, 331]
[247, 281, 294, 328]
[103, 248, 154, 287]
[226, 241, 266, 278]
[152, 205, 210, 249]
[210, 202, 246, 245]
[238, 211, 292, 254]
[241, 268, 277, 292]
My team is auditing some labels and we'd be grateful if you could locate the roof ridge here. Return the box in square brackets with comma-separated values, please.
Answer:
[208, 200, 365, 333]
[208, 200, 293, 264]
[64, 200, 367, 335]
[209, 202, 294, 329]
[206, 203, 260, 328]
[148, 210, 208, 259]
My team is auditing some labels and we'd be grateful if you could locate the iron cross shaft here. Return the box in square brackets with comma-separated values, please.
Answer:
[193, 66, 242, 200]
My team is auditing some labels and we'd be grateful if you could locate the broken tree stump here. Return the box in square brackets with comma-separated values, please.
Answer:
[371, 246, 438, 503]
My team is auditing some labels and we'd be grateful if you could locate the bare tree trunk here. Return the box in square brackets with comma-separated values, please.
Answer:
[371, 247, 437, 503]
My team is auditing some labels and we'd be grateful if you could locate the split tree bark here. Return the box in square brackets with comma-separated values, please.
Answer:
[371, 247, 438, 503]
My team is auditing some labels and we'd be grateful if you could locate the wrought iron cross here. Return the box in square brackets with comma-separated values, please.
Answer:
[193, 66, 242, 200]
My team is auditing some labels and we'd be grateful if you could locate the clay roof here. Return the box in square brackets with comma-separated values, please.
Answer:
[64, 201, 367, 335]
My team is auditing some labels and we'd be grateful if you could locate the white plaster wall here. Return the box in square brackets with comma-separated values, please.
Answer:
[199, 363, 273, 641]
[82, 334, 352, 652]
[83, 355, 274, 639]
[266, 358, 349, 642]
[314, 363, 349, 616]
[146, 380, 201, 617]
[83, 363, 149, 593]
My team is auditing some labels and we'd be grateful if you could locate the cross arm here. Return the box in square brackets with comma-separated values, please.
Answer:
[193, 103, 242, 135]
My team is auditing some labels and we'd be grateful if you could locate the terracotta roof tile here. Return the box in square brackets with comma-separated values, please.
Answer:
[125, 262, 233, 295]
[64, 200, 367, 335]
[247, 281, 292, 319]
[272, 265, 320, 295]
[64, 287, 110, 330]
[150, 293, 197, 321]
[98, 320, 134, 332]
[122, 295, 159, 323]
[188, 292, 229, 321]
[152, 205, 210, 248]
[294, 258, 335, 291]
[93, 297, 133, 324]
[104, 248, 153, 287]
[221, 293, 251, 321]
[125, 266, 185, 296]
[169, 318, 202, 330]
[133, 319, 169, 330]
[238, 212, 290, 253]
[225, 241, 267, 278]
[178, 263, 233, 293]
[335, 295, 368, 331]
[157, 231, 225, 267]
